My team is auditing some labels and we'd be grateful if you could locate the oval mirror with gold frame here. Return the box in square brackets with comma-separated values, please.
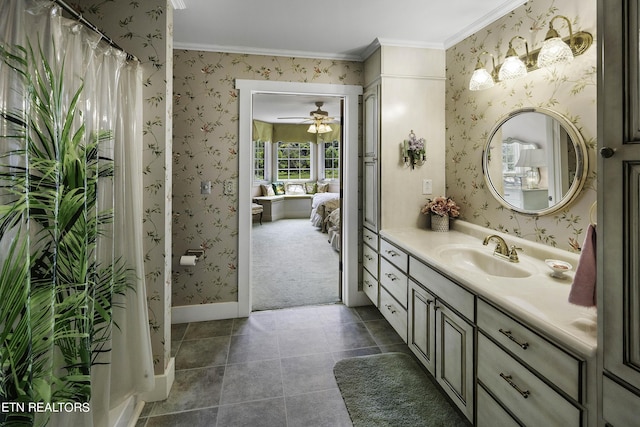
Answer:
[482, 107, 588, 216]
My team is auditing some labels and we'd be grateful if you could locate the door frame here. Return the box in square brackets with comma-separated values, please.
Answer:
[236, 79, 366, 316]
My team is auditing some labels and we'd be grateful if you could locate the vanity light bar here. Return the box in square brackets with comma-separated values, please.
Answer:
[469, 27, 593, 91]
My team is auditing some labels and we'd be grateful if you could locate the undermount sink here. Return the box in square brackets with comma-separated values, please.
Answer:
[436, 245, 534, 278]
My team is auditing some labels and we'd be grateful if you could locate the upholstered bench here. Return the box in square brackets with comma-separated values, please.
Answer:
[251, 202, 263, 224]
[253, 194, 313, 221]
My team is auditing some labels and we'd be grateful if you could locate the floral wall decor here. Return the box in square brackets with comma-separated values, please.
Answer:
[172, 51, 362, 306]
[445, 0, 597, 252]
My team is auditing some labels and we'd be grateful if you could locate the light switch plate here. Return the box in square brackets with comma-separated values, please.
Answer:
[422, 179, 433, 195]
[223, 179, 235, 195]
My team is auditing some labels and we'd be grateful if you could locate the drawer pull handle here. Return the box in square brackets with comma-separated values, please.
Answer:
[499, 328, 529, 350]
[385, 304, 397, 314]
[365, 235, 373, 240]
[385, 273, 398, 281]
[365, 280, 373, 288]
[364, 254, 373, 261]
[385, 249, 399, 257]
[500, 373, 530, 399]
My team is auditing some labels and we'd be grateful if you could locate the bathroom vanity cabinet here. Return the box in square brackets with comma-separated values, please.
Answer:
[361, 226, 596, 425]
[378, 239, 408, 342]
[409, 257, 475, 421]
[476, 299, 585, 426]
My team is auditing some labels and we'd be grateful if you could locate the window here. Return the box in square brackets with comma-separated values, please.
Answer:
[253, 140, 266, 181]
[323, 140, 340, 180]
[276, 141, 311, 180]
[252, 139, 340, 183]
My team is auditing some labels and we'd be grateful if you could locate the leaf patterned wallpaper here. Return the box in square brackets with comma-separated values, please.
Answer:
[172, 52, 362, 306]
[445, 0, 597, 252]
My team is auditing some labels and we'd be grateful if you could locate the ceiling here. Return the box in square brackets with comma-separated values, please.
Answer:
[172, 0, 526, 122]
[253, 94, 342, 125]
[173, 0, 526, 60]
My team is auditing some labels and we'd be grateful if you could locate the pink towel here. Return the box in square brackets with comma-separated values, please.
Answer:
[568, 224, 597, 307]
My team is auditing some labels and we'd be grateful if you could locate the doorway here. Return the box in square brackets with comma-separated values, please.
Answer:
[251, 93, 342, 310]
[236, 80, 367, 316]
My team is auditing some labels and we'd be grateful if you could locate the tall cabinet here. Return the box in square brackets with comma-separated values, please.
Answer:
[360, 42, 446, 319]
[598, 1, 640, 425]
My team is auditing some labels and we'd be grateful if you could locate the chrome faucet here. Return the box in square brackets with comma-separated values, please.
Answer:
[483, 235, 522, 263]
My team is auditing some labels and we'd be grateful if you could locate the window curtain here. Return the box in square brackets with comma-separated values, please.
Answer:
[0, 1, 154, 426]
[253, 119, 341, 143]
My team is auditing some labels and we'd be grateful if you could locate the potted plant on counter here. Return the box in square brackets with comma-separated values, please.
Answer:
[421, 196, 460, 231]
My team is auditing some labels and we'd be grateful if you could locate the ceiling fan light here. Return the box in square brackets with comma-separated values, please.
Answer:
[307, 123, 332, 134]
[318, 124, 332, 133]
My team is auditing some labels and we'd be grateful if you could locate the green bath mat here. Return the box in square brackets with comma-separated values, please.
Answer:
[333, 352, 469, 427]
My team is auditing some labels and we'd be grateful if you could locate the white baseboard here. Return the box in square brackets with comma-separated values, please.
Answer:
[347, 291, 373, 307]
[109, 395, 136, 427]
[171, 302, 239, 324]
[139, 357, 175, 402]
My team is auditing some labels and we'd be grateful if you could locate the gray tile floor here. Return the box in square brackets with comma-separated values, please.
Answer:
[136, 304, 412, 427]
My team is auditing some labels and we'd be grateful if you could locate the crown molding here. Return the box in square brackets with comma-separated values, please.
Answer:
[173, 41, 363, 62]
[443, 0, 527, 48]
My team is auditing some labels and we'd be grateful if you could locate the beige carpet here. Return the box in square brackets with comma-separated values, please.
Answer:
[251, 218, 340, 310]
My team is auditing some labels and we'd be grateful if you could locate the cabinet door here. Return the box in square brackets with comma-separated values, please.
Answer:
[363, 160, 378, 230]
[435, 303, 474, 421]
[363, 86, 379, 159]
[362, 85, 379, 231]
[408, 281, 436, 375]
[599, 0, 640, 418]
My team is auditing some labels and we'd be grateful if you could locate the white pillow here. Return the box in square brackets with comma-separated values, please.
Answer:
[261, 184, 275, 196]
[285, 183, 306, 195]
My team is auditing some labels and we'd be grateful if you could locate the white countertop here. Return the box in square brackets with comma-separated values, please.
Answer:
[379, 221, 597, 359]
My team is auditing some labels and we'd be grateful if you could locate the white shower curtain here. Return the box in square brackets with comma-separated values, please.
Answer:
[0, 1, 154, 426]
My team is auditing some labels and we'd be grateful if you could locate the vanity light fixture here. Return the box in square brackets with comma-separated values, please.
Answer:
[468, 16, 592, 91]
[498, 36, 532, 81]
[537, 15, 576, 67]
[469, 52, 497, 91]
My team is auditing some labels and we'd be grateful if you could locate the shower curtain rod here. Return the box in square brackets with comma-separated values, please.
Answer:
[53, 0, 139, 62]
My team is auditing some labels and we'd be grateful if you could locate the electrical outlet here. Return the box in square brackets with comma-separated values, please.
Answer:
[422, 179, 433, 195]
[200, 180, 211, 195]
[223, 180, 235, 195]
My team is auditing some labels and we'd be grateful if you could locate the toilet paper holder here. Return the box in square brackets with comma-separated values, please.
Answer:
[185, 249, 205, 260]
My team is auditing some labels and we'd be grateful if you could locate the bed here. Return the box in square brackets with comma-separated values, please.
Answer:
[310, 192, 340, 232]
[326, 207, 341, 251]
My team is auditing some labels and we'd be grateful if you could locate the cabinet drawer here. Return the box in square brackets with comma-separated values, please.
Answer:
[362, 244, 378, 279]
[380, 287, 407, 342]
[409, 257, 474, 321]
[478, 333, 581, 426]
[477, 385, 519, 427]
[379, 239, 408, 272]
[477, 299, 581, 401]
[363, 268, 378, 306]
[363, 227, 378, 251]
[379, 258, 408, 308]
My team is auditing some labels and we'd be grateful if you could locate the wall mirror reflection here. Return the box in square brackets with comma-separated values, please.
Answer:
[483, 108, 588, 216]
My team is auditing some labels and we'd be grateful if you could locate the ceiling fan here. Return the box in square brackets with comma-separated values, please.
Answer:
[278, 101, 336, 133]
